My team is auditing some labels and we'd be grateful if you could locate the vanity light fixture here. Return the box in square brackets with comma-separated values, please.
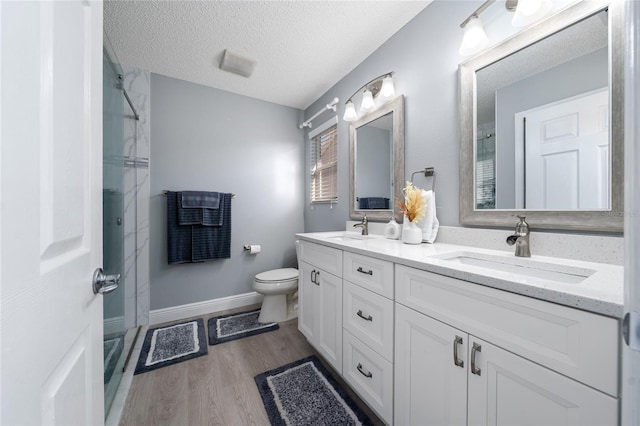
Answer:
[512, 0, 552, 27]
[342, 72, 396, 122]
[458, 0, 552, 57]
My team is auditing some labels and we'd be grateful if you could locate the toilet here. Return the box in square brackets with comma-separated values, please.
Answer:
[253, 268, 299, 323]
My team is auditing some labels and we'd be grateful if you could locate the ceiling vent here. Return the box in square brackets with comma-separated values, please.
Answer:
[219, 49, 256, 78]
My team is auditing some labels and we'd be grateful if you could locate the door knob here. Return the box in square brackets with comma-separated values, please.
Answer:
[92, 268, 120, 295]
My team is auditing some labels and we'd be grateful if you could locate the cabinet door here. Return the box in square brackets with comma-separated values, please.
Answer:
[316, 269, 343, 373]
[395, 304, 468, 426]
[298, 261, 316, 342]
[467, 337, 618, 426]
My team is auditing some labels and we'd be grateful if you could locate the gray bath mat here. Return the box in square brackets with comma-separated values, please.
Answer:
[254, 356, 373, 426]
[134, 318, 207, 375]
[208, 309, 279, 345]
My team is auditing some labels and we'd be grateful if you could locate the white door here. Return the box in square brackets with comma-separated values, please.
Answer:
[394, 304, 468, 426]
[316, 269, 343, 374]
[1, 1, 104, 424]
[467, 337, 617, 426]
[515, 88, 609, 209]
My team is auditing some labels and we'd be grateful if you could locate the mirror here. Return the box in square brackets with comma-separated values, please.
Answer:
[459, 0, 623, 231]
[350, 95, 405, 222]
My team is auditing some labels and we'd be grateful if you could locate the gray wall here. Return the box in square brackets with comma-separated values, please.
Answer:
[150, 74, 304, 310]
[495, 48, 608, 208]
[303, 0, 469, 232]
[356, 126, 392, 201]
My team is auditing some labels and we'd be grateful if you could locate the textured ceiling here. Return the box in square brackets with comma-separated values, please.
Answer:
[104, 1, 431, 110]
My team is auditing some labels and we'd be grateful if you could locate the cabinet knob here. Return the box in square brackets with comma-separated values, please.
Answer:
[471, 342, 482, 376]
[453, 335, 464, 368]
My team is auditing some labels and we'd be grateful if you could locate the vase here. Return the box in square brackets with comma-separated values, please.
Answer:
[402, 219, 422, 244]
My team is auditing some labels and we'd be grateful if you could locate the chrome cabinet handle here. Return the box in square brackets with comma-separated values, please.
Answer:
[315, 270, 320, 285]
[311, 270, 316, 284]
[453, 335, 464, 368]
[92, 268, 120, 295]
[357, 266, 373, 276]
[357, 363, 373, 378]
[471, 342, 482, 376]
[357, 310, 373, 321]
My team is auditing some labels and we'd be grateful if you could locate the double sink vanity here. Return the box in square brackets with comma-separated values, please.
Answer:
[296, 230, 623, 425]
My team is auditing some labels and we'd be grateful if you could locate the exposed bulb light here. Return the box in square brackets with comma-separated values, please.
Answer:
[459, 16, 490, 57]
[360, 88, 375, 113]
[343, 100, 358, 122]
[512, 0, 552, 27]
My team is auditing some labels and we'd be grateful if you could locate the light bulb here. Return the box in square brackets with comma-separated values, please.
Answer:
[512, 0, 552, 27]
[360, 88, 375, 113]
[343, 100, 358, 122]
[459, 16, 490, 57]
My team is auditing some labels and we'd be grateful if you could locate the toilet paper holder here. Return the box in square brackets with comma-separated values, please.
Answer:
[243, 244, 261, 254]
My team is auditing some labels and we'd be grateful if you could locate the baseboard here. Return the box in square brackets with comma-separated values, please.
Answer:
[149, 292, 263, 325]
[104, 316, 125, 336]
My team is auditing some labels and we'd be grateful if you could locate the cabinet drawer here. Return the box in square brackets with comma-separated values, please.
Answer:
[395, 265, 619, 397]
[343, 281, 394, 361]
[343, 251, 393, 298]
[298, 240, 342, 277]
[343, 330, 393, 425]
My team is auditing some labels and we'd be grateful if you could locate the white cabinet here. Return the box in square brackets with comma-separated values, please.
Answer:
[395, 265, 619, 426]
[395, 304, 467, 426]
[297, 241, 343, 374]
[467, 337, 618, 426]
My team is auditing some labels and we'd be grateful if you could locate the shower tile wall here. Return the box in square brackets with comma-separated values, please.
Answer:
[122, 65, 150, 328]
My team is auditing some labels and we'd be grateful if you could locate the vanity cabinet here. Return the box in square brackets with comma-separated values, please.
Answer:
[395, 265, 618, 426]
[342, 252, 395, 424]
[297, 241, 343, 373]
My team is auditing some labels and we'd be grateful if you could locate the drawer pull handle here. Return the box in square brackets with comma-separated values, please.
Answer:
[311, 270, 316, 284]
[315, 270, 320, 285]
[453, 335, 464, 368]
[357, 310, 373, 321]
[471, 342, 482, 376]
[356, 267, 373, 276]
[357, 363, 373, 378]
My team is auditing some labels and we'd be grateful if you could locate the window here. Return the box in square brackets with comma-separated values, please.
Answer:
[310, 117, 338, 203]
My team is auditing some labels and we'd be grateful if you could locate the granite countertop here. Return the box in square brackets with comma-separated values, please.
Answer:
[296, 231, 624, 319]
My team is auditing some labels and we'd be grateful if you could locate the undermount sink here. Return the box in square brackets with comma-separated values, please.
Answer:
[432, 251, 596, 284]
[327, 233, 367, 241]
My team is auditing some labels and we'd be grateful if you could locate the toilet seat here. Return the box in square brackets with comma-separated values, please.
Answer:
[255, 268, 298, 284]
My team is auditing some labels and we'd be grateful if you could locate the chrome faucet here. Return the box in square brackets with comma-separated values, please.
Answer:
[353, 215, 368, 235]
[506, 216, 531, 257]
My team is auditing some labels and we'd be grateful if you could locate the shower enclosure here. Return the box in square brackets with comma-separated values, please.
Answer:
[103, 35, 145, 418]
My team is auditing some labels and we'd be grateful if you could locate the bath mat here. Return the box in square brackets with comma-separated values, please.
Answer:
[208, 309, 279, 345]
[103, 334, 124, 383]
[254, 356, 373, 426]
[134, 318, 208, 375]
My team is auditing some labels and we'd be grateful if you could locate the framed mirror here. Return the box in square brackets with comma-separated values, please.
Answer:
[459, 0, 623, 231]
[350, 95, 405, 222]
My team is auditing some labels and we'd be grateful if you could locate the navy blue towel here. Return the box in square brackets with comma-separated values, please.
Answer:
[359, 197, 389, 209]
[167, 191, 232, 264]
[181, 191, 220, 209]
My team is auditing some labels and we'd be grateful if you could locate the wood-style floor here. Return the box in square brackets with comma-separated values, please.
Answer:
[119, 305, 383, 426]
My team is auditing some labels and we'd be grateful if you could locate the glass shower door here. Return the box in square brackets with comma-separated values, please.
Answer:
[102, 47, 127, 415]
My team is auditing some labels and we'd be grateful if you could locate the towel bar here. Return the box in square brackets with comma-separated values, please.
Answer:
[162, 190, 236, 198]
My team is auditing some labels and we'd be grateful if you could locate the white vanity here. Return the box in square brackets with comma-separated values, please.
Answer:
[296, 231, 623, 426]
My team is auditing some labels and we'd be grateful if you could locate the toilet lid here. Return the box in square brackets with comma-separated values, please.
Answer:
[255, 268, 298, 283]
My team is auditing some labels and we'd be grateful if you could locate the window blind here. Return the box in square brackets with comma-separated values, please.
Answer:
[310, 121, 338, 203]
[476, 135, 496, 209]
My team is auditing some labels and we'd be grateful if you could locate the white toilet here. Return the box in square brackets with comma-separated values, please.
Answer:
[253, 268, 299, 323]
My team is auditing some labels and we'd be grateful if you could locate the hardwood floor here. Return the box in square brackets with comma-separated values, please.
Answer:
[119, 305, 383, 426]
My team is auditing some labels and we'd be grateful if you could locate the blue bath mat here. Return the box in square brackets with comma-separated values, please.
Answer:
[134, 318, 208, 375]
[255, 356, 373, 426]
[208, 309, 278, 345]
